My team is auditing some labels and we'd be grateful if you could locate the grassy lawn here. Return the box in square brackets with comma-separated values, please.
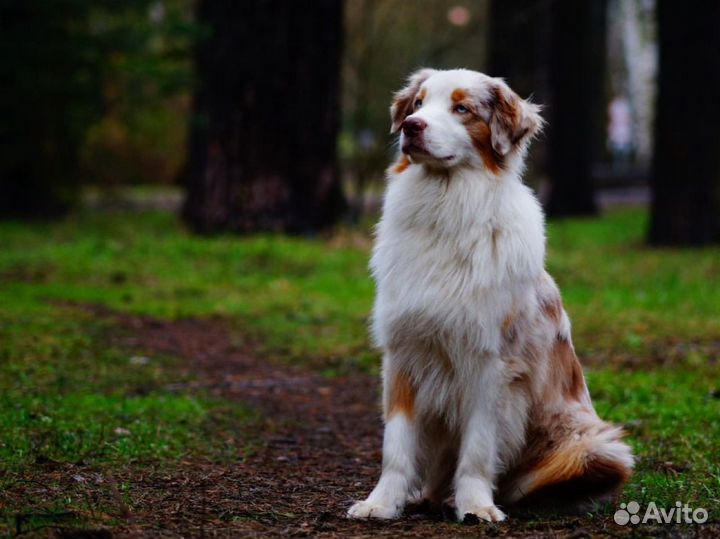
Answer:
[1, 205, 718, 533]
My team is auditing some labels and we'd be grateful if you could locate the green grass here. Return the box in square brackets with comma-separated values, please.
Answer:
[547, 211, 720, 361]
[589, 367, 720, 510]
[0, 303, 255, 471]
[1, 204, 719, 527]
[0, 210, 374, 369]
[0, 294, 256, 534]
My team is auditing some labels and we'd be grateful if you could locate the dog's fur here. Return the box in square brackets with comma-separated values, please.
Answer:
[347, 69, 633, 522]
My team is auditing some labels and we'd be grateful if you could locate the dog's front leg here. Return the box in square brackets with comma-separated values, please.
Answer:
[348, 366, 418, 519]
[454, 383, 507, 522]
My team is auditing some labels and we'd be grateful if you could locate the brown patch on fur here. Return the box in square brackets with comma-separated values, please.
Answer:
[390, 70, 434, 133]
[526, 443, 586, 490]
[392, 155, 411, 174]
[452, 89, 506, 173]
[451, 88, 467, 103]
[388, 369, 416, 418]
[418, 87, 427, 102]
[491, 87, 521, 135]
[509, 371, 531, 393]
[501, 312, 516, 342]
[464, 117, 504, 175]
[540, 296, 562, 322]
[484, 83, 541, 157]
[516, 446, 632, 507]
[446, 87, 506, 174]
[491, 227, 501, 257]
[551, 337, 586, 401]
[391, 94, 414, 132]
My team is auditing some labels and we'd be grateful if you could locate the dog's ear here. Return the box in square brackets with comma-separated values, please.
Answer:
[390, 68, 436, 134]
[488, 80, 544, 156]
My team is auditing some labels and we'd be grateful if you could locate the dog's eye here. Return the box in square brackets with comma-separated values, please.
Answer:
[414, 99, 423, 109]
[454, 104, 469, 114]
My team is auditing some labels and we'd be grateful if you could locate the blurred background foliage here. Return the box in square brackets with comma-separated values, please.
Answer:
[0, 0, 717, 243]
[0, 0, 195, 217]
[0, 1, 653, 210]
[80, 1, 195, 188]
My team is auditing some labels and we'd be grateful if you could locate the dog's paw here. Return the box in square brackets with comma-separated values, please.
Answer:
[458, 505, 506, 523]
[347, 499, 401, 519]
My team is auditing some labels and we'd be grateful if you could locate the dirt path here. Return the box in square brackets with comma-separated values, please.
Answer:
[10, 313, 714, 538]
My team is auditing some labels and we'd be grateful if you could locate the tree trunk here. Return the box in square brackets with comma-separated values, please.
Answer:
[0, 3, 91, 218]
[545, 0, 606, 217]
[182, 0, 346, 234]
[648, 1, 720, 246]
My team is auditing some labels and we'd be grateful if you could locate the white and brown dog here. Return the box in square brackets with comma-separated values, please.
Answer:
[348, 69, 633, 522]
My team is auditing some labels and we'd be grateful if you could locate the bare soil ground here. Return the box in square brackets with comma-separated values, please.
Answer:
[5, 313, 717, 538]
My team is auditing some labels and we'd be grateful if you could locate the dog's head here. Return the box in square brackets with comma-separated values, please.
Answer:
[390, 68, 543, 173]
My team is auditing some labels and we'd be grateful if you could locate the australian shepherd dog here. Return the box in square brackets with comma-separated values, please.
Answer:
[348, 69, 633, 522]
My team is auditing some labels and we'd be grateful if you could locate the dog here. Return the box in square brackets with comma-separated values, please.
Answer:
[347, 69, 633, 522]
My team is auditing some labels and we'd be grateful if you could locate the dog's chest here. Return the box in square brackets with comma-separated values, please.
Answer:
[372, 222, 518, 355]
[377, 223, 498, 298]
[371, 174, 545, 354]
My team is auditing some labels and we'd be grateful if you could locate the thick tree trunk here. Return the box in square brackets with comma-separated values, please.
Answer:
[182, 0, 346, 234]
[545, 0, 606, 217]
[0, 3, 88, 218]
[648, 1, 720, 246]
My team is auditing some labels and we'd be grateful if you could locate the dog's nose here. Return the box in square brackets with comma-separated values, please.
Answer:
[402, 117, 427, 136]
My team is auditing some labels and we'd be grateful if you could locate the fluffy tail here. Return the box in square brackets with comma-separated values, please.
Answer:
[502, 423, 634, 506]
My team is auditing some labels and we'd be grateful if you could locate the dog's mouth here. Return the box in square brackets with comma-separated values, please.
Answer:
[402, 142, 455, 163]
[402, 141, 428, 156]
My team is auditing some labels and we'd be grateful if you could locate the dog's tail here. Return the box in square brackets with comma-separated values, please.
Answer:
[502, 420, 634, 506]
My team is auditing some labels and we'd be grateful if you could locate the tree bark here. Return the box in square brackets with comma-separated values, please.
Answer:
[648, 1, 720, 246]
[182, 0, 346, 234]
[0, 3, 92, 218]
[544, 0, 606, 217]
